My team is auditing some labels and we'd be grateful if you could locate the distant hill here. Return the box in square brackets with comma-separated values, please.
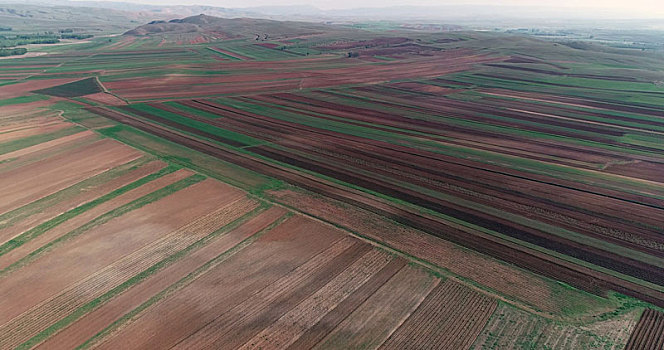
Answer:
[0, 4, 168, 34]
[125, 14, 354, 39]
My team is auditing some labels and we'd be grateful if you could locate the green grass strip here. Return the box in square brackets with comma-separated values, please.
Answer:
[76, 211, 292, 349]
[0, 173, 205, 276]
[0, 164, 179, 257]
[17, 202, 274, 350]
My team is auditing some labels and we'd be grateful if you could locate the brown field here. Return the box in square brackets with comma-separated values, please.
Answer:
[0, 138, 142, 214]
[381, 279, 497, 350]
[0, 168, 195, 270]
[625, 309, 664, 350]
[0, 160, 166, 248]
[104, 51, 499, 100]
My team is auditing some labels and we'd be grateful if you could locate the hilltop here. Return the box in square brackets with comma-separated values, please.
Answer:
[125, 14, 353, 40]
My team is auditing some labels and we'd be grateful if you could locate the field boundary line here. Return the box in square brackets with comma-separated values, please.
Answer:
[79, 210, 293, 350]
[0, 173, 204, 277]
[16, 200, 266, 349]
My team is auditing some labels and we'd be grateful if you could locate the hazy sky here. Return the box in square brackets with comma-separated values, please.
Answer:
[81, 0, 664, 16]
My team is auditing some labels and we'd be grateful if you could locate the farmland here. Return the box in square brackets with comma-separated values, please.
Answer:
[0, 11, 663, 350]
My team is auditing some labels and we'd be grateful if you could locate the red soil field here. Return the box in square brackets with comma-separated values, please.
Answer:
[104, 51, 500, 100]
[240, 248, 396, 349]
[284, 258, 408, 350]
[0, 122, 70, 143]
[0, 138, 142, 215]
[0, 168, 194, 270]
[316, 37, 410, 50]
[208, 47, 253, 60]
[0, 79, 78, 99]
[381, 279, 497, 350]
[0, 130, 96, 165]
[255, 42, 279, 49]
[311, 266, 439, 349]
[0, 160, 166, 246]
[0, 179, 247, 348]
[172, 238, 371, 349]
[83, 92, 127, 106]
[35, 206, 288, 350]
[94, 215, 346, 349]
[625, 309, 664, 350]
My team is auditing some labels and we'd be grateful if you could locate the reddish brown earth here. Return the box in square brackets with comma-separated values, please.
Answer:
[0, 79, 78, 99]
[94, 215, 346, 349]
[255, 43, 279, 49]
[0, 168, 194, 270]
[0, 130, 96, 163]
[0, 178, 239, 321]
[0, 160, 166, 246]
[316, 37, 410, 50]
[104, 51, 500, 100]
[0, 138, 142, 215]
[0, 180, 250, 348]
[625, 309, 664, 350]
[83, 92, 127, 106]
[239, 248, 396, 349]
[35, 206, 288, 350]
[0, 122, 70, 143]
[311, 266, 438, 349]
[173, 237, 371, 349]
[207, 47, 253, 60]
[380, 280, 497, 350]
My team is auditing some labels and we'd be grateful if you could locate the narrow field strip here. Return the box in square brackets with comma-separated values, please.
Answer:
[0, 130, 95, 163]
[0, 122, 70, 143]
[0, 168, 193, 272]
[35, 206, 287, 350]
[0, 163, 177, 258]
[172, 237, 371, 349]
[312, 266, 440, 349]
[7, 197, 259, 350]
[0, 138, 143, 215]
[0, 172, 203, 276]
[381, 279, 497, 350]
[76, 209, 292, 350]
[239, 248, 394, 349]
[93, 215, 345, 349]
[0, 131, 99, 172]
[286, 258, 408, 349]
[0, 125, 85, 156]
[0, 159, 164, 244]
[0, 156, 154, 233]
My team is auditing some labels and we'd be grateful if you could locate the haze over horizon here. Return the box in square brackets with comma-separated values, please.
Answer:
[69, 0, 664, 18]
